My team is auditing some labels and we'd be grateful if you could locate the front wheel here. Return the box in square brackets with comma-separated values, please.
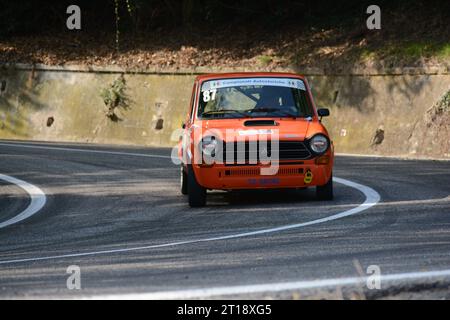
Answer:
[316, 173, 333, 200]
[180, 166, 188, 195]
[187, 165, 206, 207]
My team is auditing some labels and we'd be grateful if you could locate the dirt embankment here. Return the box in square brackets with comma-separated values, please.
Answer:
[1, 2, 449, 73]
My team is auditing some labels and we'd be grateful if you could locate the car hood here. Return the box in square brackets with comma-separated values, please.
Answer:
[200, 118, 311, 141]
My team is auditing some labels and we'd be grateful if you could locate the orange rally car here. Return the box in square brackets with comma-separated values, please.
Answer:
[179, 72, 334, 207]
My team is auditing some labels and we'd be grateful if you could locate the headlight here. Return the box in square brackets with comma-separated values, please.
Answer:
[309, 134, 329, 154]
[201, 136, 218, 157]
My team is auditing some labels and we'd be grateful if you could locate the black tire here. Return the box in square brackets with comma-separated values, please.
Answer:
[316, 173, 333, 200]
[180, 166, 188, 195]
[187, 165, 206, 207]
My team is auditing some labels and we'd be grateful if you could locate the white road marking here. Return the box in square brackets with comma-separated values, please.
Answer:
[0, 177, 380, 265]
[336, 152, 450, 162]
[89, 268, 450, 299]
[0, 142, 170, 159]
[0, 174, 47, 229]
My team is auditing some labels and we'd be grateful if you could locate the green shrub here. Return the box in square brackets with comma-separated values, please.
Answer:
[100, 75, 130, 121]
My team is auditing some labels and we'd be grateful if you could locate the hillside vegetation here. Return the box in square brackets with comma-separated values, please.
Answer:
[0, 0, 449, 71]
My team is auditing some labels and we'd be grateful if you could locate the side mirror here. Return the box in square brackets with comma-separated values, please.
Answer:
[317, 108, 330, 118]
[317, 108, 330, 121]
[181, 122, 186, 129]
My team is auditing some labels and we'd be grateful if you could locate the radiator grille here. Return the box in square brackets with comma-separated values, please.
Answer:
[219, 140, 311, 164]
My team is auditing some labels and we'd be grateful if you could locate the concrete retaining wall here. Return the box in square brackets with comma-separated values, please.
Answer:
[1, 64, 449, 158]
[0, 66, 194, 147]
[311, 74, 450, 157]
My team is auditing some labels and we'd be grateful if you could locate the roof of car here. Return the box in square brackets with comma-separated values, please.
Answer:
[195, 72, 305, 82]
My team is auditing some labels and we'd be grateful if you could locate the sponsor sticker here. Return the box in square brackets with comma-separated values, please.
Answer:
[238, 129, 274, 136]
[202, 78, 306, 91]
[248, 178, 280, 186]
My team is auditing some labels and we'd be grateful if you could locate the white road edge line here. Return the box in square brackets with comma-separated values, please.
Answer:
[0, 142, 170, 159]
[88, 269, 450, 299]
[0, 174, 47, 229]
[0, 177, 380, 265]
[336, 152, 450, 162]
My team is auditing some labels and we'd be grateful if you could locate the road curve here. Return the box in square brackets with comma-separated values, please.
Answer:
[0, 140, 449, 299]
[0, 173, 46, 229]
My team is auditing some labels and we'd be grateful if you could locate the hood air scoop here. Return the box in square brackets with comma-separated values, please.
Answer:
[244, 120, 278, 127]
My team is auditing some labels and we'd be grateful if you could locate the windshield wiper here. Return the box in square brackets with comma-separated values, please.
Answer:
[202, 109, 251, 118]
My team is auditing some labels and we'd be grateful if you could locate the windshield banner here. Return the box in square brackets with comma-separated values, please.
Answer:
[202, 78, 306, 91]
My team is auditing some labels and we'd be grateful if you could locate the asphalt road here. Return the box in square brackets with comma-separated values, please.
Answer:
[0, 140, 449, 299]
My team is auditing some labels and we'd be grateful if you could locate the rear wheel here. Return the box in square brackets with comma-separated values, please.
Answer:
[180, 166, 188, 195]
[316, 173, 333, 200]
[187, 165, 206, 207]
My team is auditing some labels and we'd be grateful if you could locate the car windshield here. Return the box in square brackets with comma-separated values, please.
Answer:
[198, 77, 313, 119]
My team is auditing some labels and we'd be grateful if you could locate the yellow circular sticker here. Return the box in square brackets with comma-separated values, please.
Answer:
[304, 170, 313, 184]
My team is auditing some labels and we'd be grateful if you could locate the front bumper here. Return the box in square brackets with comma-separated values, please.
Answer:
[193, 159, 333, 190]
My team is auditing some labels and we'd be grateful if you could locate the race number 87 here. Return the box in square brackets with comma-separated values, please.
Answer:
[203, 89, 217, 102]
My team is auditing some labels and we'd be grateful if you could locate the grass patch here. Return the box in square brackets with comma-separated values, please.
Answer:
[358, 42, 450, 63]
[436, 44, 450, 58]
[359, 48, 376, 61]
[257, 55, 273, 66]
